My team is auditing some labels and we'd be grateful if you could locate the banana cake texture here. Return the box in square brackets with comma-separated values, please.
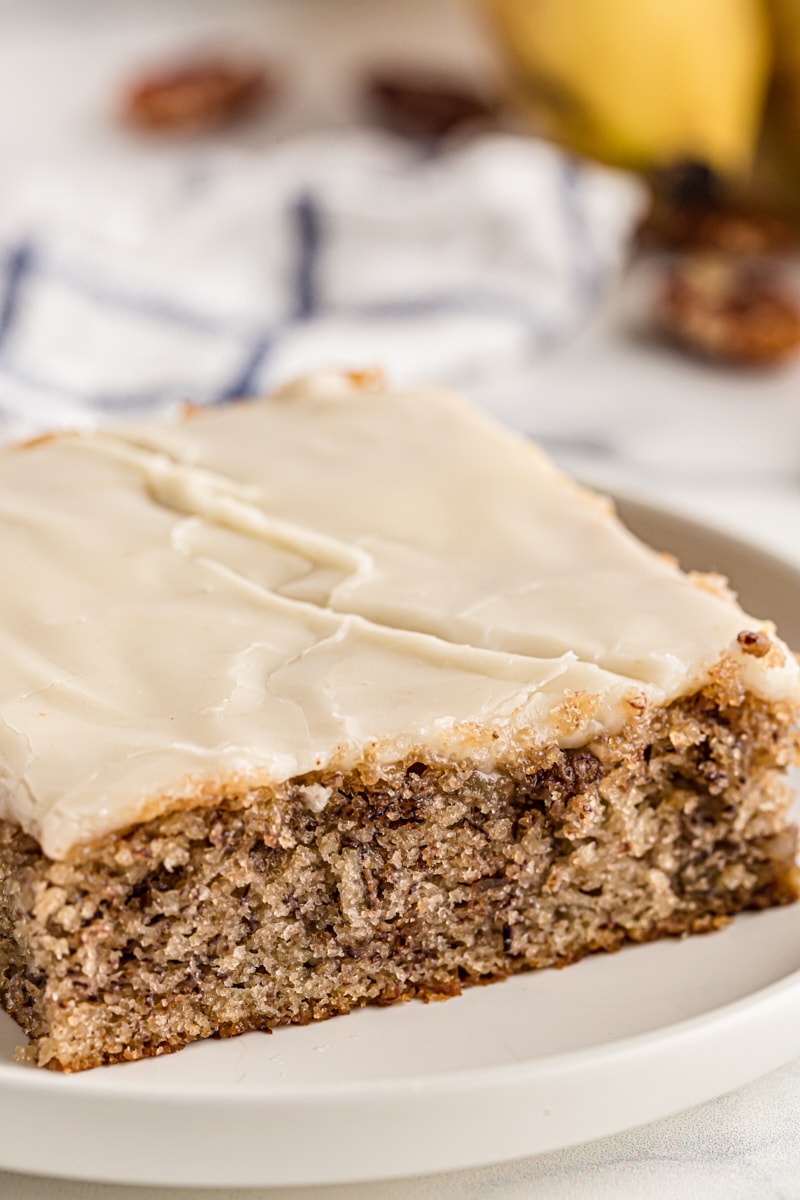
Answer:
[0, 370, 797, 1071]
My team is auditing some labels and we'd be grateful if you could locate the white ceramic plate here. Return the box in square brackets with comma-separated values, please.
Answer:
[1, 496, 799, 1190]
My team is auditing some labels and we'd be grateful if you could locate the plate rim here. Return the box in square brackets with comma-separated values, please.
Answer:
[2, 922, 800, 1103]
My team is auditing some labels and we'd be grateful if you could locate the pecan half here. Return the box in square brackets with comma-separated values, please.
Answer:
[643, 198, 791, 257]
[124, 56, 271, 133]
[737, 630, 771, 658]
[365, 69, 500, 140]
[642, 162, 791, 255]
[656, 255, 800, 366]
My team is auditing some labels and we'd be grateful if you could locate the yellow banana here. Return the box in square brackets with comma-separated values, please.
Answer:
[482, 0, 771, 176]
[736, 1, 800, 220]
[765, 0, 800, 129]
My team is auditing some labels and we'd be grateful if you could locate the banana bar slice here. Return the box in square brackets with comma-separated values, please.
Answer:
[0, 371, 797, 1071]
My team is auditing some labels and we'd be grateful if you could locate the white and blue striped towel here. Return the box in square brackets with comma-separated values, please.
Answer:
[0, 131, 643, 439]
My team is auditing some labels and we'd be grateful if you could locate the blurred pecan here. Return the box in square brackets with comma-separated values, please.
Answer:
[643, 199, 791, 256]
[124, 56, 270, 133]
[365, 69, 500, 140]
[642, 162, 792, 256]
[656, 255, 800, 366]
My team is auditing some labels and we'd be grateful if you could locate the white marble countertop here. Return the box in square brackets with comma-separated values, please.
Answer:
[2, 1, 800, 1195]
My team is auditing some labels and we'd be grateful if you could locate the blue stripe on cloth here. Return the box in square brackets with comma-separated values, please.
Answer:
[559, 158, 602, 308]
[86, 389, 202, 413]
[344, 290, 557, 355]
[293, 192, 322, 320]
[218, 329, 276, 402]
[0, 359, 204, 413]
[323, 290, 556, 351]
[40, 262, 239, 337]
[0, 242, 34, 351]
[345, 291, 536, 323]
[345, 292, 551, 340]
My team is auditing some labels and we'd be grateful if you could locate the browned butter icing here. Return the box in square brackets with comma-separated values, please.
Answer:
[0, 371, 795, 859]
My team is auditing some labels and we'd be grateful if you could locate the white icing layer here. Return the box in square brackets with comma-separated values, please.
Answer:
[0, 371, 796, 859]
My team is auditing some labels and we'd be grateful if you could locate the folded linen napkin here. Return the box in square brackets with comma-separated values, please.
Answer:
[0, 130, 643, 439]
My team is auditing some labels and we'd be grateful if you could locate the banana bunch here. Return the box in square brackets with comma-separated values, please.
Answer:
[767, 0, 800, 141]
[757, 0, 800, 215]
[483, 0, 775, 179]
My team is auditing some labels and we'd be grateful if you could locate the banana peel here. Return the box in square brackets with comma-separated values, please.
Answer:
[765, 0, 800, 137]
[752, 0, 800, 219]
[482, 0, 772, 177]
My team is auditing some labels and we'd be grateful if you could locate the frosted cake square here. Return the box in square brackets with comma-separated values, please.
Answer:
[0, 370, 797, 1071]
